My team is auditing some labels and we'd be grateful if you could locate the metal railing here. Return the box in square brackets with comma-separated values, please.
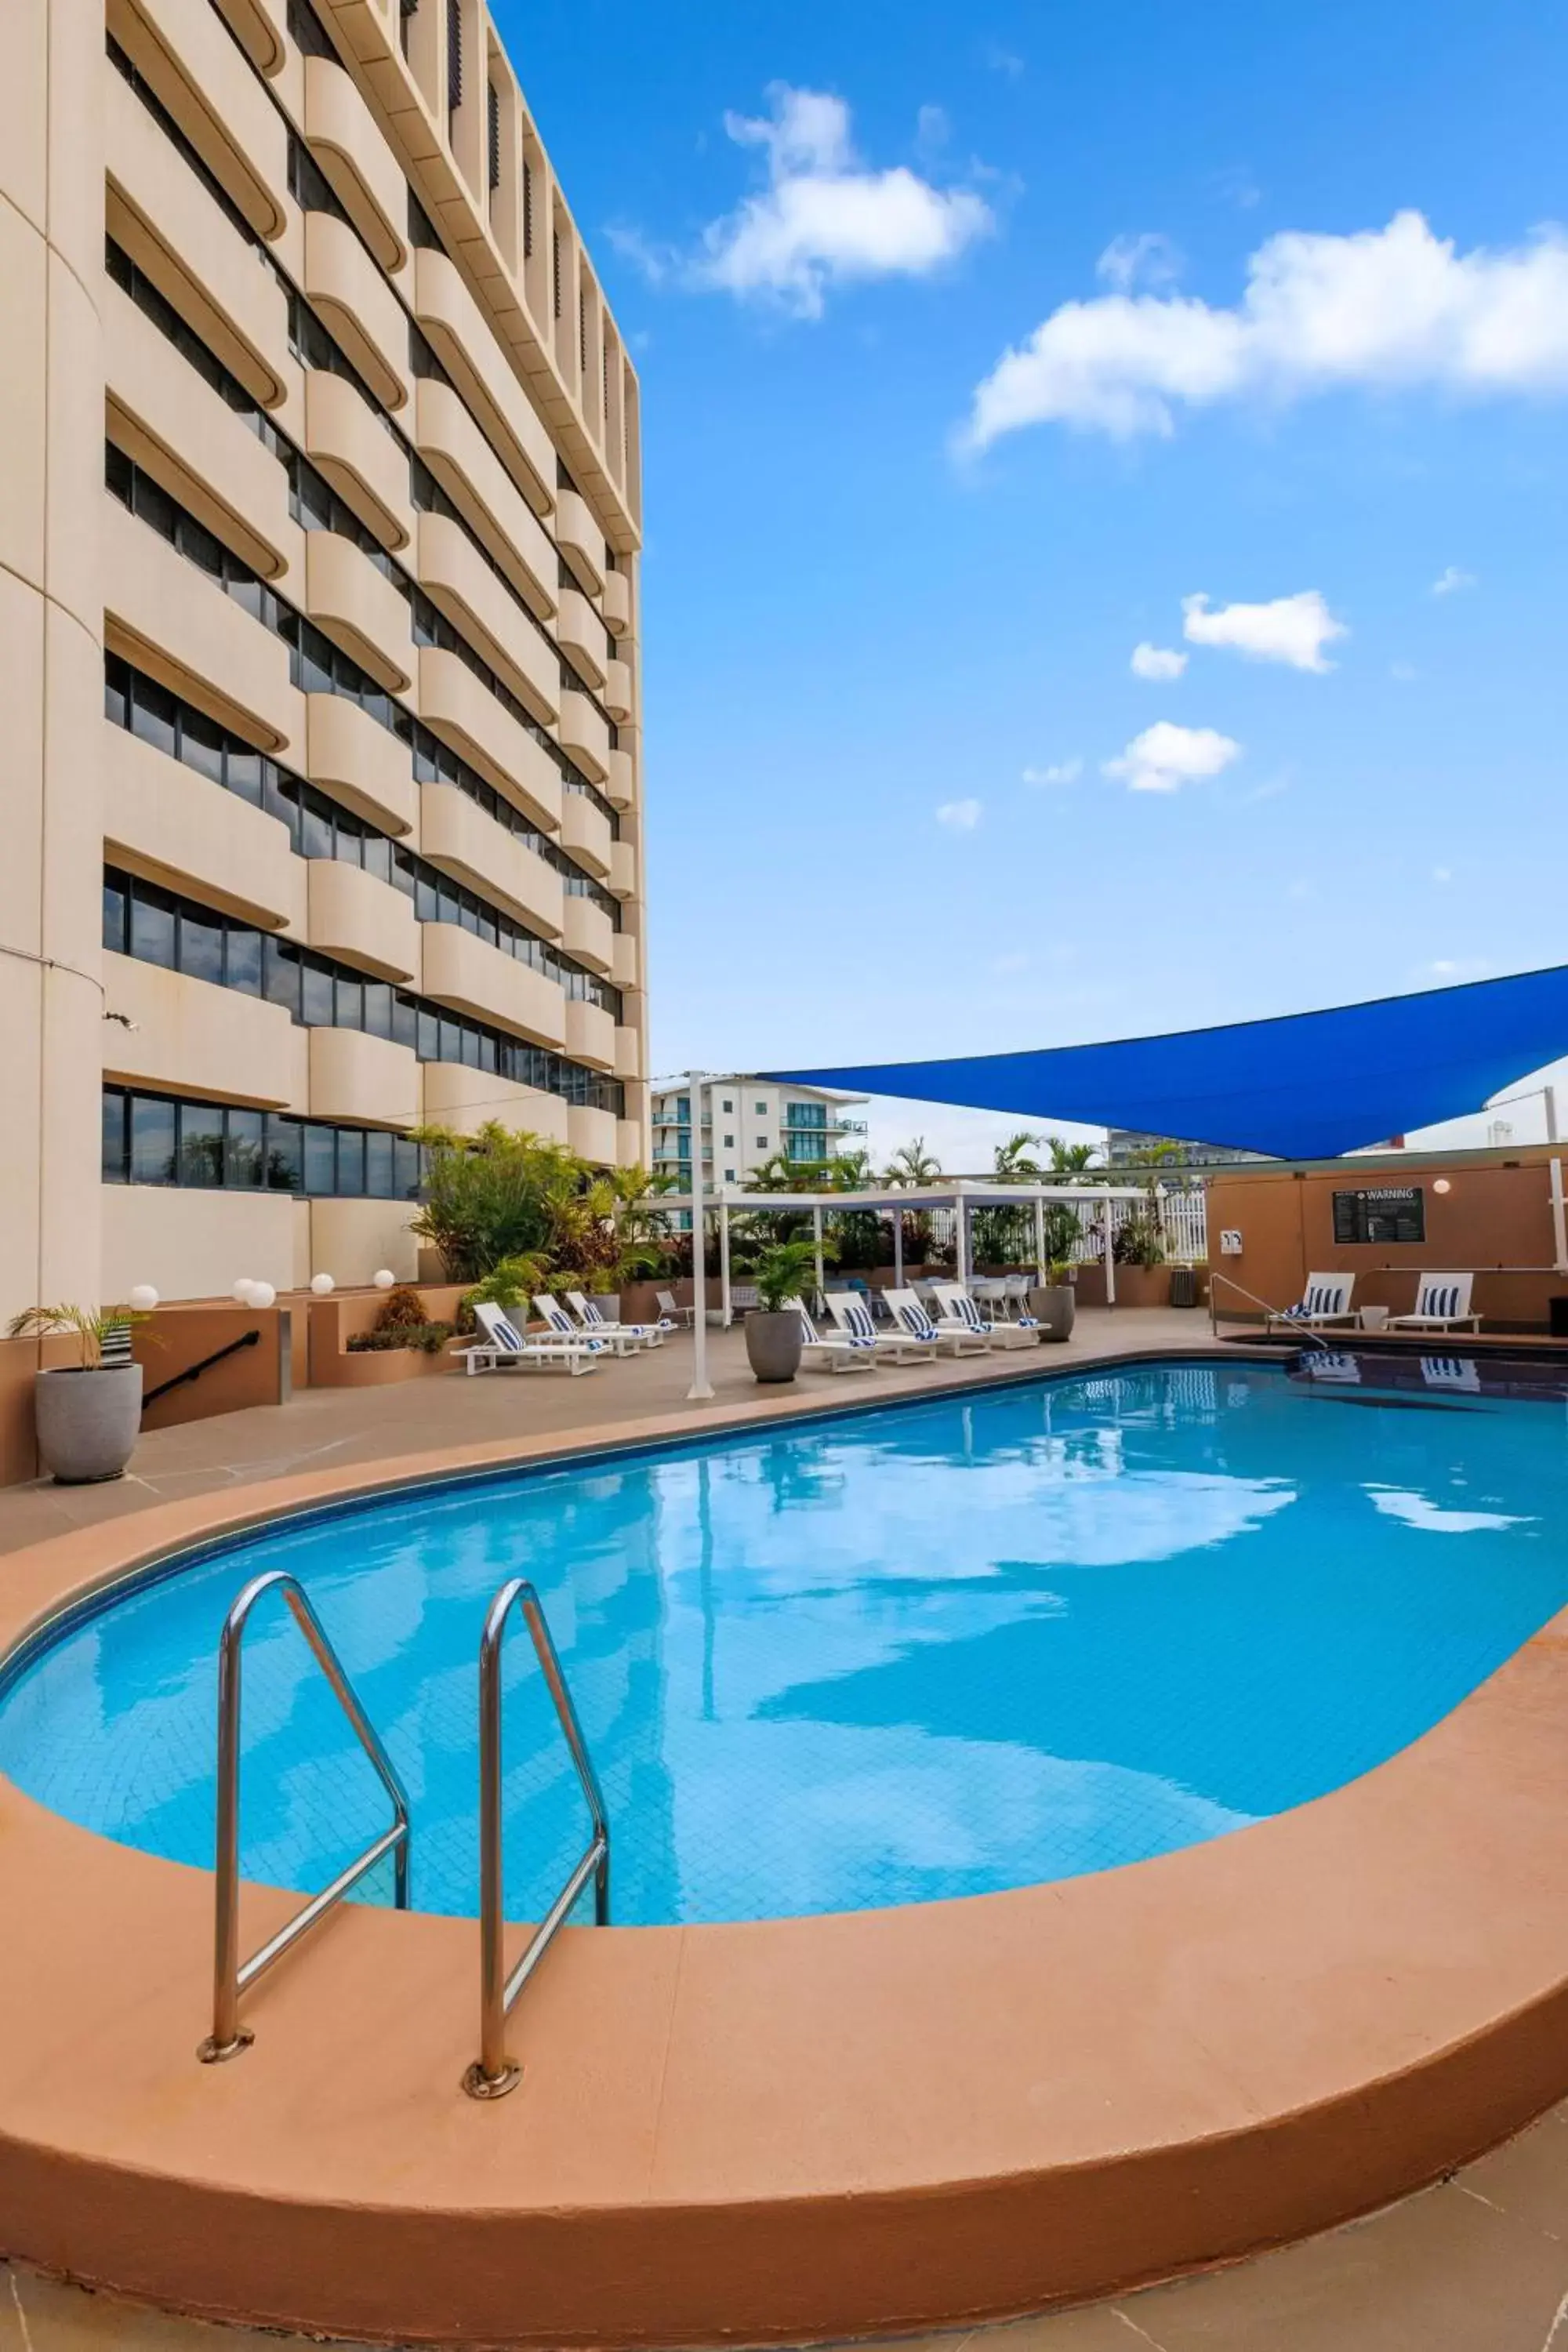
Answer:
[198, 1570, 410, 2064]
[463, 1578, 610, 2101]
[143, 1327, 260, 1409]
[1207, 1271, 1333, 1351]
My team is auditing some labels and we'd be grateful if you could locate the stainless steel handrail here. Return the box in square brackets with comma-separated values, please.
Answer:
[1208, 1271, 1334, 1351]
[198, 1569, 410, 2063]
[463, 1577, 609, 2101]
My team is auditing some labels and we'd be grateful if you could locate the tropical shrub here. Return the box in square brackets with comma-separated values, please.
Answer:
[752, 1238, 828, 1313]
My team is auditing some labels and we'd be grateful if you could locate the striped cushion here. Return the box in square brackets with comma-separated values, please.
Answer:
[1421, 1283, 1461, 1319]
[99, 1319, 135, 1367]
[842, 1300, 877, 1343]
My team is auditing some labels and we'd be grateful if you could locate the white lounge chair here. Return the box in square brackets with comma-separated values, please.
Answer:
[1385, 1273, 1481, 1334]
[824, 1290, 938, 1366]
[564, 1290, 668, 1348]
[1421, 1355, 1481, 1392]
[931, 1283, 1040, 1351]
[459, 1301, 603, 1376]
[533, 1295, 642, 1357]
[1265, 1274, 1359, 1332]
[656, 1287, 695, 1327]
[785, 1298, 877, 1374]
[884, 1287, 990, 1358]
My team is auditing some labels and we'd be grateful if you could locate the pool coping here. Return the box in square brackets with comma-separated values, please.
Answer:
[1, 1344, 1566, 2347]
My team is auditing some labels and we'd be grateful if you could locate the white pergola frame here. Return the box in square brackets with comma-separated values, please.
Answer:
[666, 1174, 1157, 1333]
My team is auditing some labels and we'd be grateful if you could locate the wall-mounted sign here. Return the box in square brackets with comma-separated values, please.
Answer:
[1332, 1186, 1425, 1245]
[1219, 1229, 1243, 1255]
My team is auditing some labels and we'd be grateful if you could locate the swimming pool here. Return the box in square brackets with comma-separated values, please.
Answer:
[1, 1357, 1563, 1926]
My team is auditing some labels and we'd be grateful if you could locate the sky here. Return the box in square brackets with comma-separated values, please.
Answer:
[495, 0, 1568, 1170]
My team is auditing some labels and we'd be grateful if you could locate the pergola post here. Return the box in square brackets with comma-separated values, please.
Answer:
[893, 1203, 904, 1289]
[811, 1204, 824, 1310]
[1034, 1190, 1047, 1284]
[720, 1197, 732, 1327]
[956, 1187, 971, 1287]
[686, 1072, 713, 1400]
[1104, 1199, 1116, 1309]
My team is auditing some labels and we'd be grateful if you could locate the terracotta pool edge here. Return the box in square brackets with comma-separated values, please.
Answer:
[2, 1348, 1566, 2347]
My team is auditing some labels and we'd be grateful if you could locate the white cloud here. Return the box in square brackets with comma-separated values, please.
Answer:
[1022, 757, 1083, 786]
[1423, 956, 1490, 982]
[1103, 721, 1241, 795]
[1181, 589, 1346, 672]
[936, 797, 982, 829]
[1098, 232, 1182, 296]
[1130, 641, 1188, 681]
[982, 41, 1025, 78]
[1432, 564, 1477, 595]
[961, 209, 1568, 448]
[695, 85, 993, 318]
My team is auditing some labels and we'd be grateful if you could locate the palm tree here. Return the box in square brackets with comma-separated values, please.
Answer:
[1047, 1136, 1100, 1174]
[883, 1137, 942, 1187]
[993, 1131, 1043, 1180]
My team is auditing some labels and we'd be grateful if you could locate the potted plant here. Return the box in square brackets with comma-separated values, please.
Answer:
[8, 1303, 151, 1483]
[1029, 1261, 1077, 1342]
[744, 1239, 820, 1383]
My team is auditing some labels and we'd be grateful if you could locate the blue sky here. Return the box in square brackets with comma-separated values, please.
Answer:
[498, 0, 1568, 1165]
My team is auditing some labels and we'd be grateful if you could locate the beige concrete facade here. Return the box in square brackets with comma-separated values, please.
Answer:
[1, 0, 648, 1319]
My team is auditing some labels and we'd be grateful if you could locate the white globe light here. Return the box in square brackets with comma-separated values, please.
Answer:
[310, 1272, 336, 1295]
[127, 1285, 159, 1312]
[232, 1278, 256, 1304]
[372, 1268, 397, 1290]
[248, 1281, 277, 1309]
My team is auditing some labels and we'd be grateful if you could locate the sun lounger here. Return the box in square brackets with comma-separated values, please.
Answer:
[656, 1288, 695, 1327]
[1265, 1274, 1359, 1332]
[564, 1290, 668, 1347]
[458, 1301, 604, 1376]
[823, 1290, 940, 1365]
[533, 1295, 643, 1357]
[931, 1283, 1040, 1350]
[883, 1288, 990, 1358]
[785, 1298, 877, 1374]
[1385, 1273, 1481, 1334]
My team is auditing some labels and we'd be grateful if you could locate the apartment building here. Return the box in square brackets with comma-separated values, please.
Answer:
[2, 0, 647, 1317]
[650, 1080, 869, 1192]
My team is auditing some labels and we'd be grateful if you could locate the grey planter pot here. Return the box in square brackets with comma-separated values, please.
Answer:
[1027, 1286, 1076, 1342]
[34, 1364, 143, 1483]
[745, 1309, 803, 1383]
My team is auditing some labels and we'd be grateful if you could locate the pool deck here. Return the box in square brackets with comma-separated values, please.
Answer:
[2, 1311, 1567, 2350]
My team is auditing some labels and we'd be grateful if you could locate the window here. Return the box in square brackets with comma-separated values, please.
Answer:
[724, 1168, 735, 1183]
[399, 0, 417, 57]
[756, 1136, 768, 1151]
[721, 1098, 733, 1112]
[723, 1133, 734, 1149]
[522, 158, 532, 258]
[446, 0, 461, 112]
[755, 1101, 767, 1116]
[103, 1089, 428, 1197]
[487, 82, 500, 192]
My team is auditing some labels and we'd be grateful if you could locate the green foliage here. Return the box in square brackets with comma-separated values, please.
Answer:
[882, 1137, 942, 1186]
[347, 1320, 452, 1353]
[752, 1237, 829, 1314]
[410, 1124, 670, 1287]
[463, 1254, 550, 1314]
[1114, 1212, 1165, 1267]
[6, 1302, 152, 1369]
[373, 1284, 428, 1332]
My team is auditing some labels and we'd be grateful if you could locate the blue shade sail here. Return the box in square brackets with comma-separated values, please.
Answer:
[765, 964, 1568, 1161]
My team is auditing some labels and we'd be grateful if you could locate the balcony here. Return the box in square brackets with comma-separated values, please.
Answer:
[209, 0, 283, 74]
[608, 838, 637, 900]
[604, 746, 634, 810]
[303, 213, 409, 413]
[557, 691, 610, 786]
[561, 791, 612, 877]
[420, 920, 566, 1051]
[106, 60, 289, 406]
[615, 1117, 645, 1171]
[106, 282, 291, 581]
[307, 858, 419, 980]
[412, 381, 557, 617]
[306, 692, 416, 833]
[556, 588, 607, 687]
[110, 0, 289, 241]
[611, 930, 638, 991]
[554, 489, 605, 595]
[601, 568, 631, 637]
[101, 952, 296, 1107]
[564, 999, 616, 1072]
[305, 370, 413, 551]
[308, 1026, 419, 1128]
[416, 513, 559, 724]
[601, 657, 633, 724]
[412, 248, 554, 514]
[103, 496, 295, 752]
[418, 782, 564, 936]
[561, 896, 614, 974]
[568, 1105, 619, 1166]
[614, 1025, 641, 1083]
[304, 533, 414, 693]
[103, 720, 299, 932]
[418, 647, 561, 831]
[303, 54, 407, 274]
[420, 1062, 570, 1142]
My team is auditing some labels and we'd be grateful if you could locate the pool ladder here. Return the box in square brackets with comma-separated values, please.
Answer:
[196, 1570, 609, 2097]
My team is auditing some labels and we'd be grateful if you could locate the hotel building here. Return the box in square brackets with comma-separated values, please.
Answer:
[650, 1080, 870, 1192]
[2, 0, 647, 1318]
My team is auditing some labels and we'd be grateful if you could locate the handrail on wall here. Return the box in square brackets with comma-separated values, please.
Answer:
[1208, 1270, 1333, 1351]
[463, 1577, 610, 2101]
[198, 1570, 411, 2063]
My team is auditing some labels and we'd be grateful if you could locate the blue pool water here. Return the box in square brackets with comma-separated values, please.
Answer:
[0, 1359, 1564, 1925]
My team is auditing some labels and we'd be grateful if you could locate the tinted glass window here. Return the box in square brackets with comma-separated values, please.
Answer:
[267, 1119, 303, 1192]
[303, 1123, 336, 1195]
[301, 960, 335, 1026]
[130, 1094, 176, 1184]
[225, 1107, 265, 1188]
[264, 937, 301, 1014]
[335, 1127, 365, 1196]
[129, 885, 176, 968]
[180, 704, 225, 784]
[131, 673, 178, 759]
[177, 903, 226, 985]
[177, 1101, 225, 1187]
[102, 873, 129, 954]
[226, 926, 262, 995]
[102, 1091, 129, 1182]
[365, 1130, 394, 1197]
